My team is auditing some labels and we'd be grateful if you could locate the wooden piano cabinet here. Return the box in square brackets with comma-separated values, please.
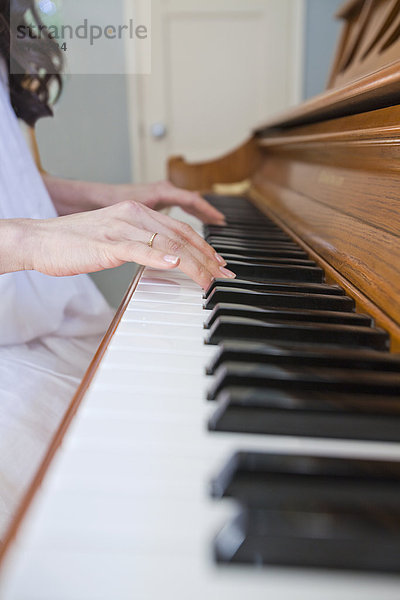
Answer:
[168, 137, 263, 192]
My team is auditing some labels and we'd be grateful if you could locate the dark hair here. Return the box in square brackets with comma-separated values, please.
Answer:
[0, 0, 63, 126]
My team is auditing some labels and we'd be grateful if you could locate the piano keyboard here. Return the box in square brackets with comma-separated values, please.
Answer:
[2, 198, 400, 599]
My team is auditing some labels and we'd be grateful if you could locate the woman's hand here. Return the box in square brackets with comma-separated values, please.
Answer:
[42, 174, 226, 225]
[115, 180, 226, 225]
[20, 201, 235, 288]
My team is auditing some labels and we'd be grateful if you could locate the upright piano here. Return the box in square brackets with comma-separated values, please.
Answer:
[2, 0, 400, 597]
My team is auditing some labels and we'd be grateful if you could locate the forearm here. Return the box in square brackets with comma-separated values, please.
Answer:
[42, 173, 117, 215]
[0, 219, 31, 274]
[41, 175, 227, 225]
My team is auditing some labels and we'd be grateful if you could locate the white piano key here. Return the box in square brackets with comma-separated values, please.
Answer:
[106, 333, 212, 353]
[142, 268, 197, 282]
[137, 282, 203, 297]
[70, 387, 203, 413]
[133, 290, 203, 304]
[85, 377, 207, 397]
[123, 313, 206, 326]
[125, 299, 207, 315]
[116, 321, 203, 337]
[140, 276, 201, 289]
[10, 491, 233, 555]
[124, 308, 206, 326]
[102, 349, 209, 369]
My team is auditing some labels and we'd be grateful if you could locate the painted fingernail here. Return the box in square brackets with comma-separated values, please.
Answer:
[219, 266, 236, 278]
[215, 252, 226, 265]
[163, 255, 180, 265]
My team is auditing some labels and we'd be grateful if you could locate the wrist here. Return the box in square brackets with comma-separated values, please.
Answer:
[0, 219, 33, 274]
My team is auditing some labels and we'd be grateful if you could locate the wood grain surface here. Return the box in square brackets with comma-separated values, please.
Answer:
[169, 137, 262, 191]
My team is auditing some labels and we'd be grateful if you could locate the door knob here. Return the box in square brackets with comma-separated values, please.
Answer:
[150, 122, 167, 139]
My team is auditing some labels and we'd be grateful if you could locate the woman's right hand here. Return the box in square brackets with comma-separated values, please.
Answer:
[19, 200, 236, 289]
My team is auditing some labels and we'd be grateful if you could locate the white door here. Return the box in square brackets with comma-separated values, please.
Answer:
[126, 0, 305, 183]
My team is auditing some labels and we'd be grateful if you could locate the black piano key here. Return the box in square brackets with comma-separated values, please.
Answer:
[223, 261, 325, 283]
[205, 227, 285, 237]
[207, 234, 292, 245]
[205, 225, 283, 236]
[211, 452, 400, 510]
[213, 206, 266, 214]
[207, 361, 398, 400]
[208, 237, 300, 249]
[212, 245, 309, 259]
[205, 289, 354, 311]
[223, 217, 276, 226]
[203, 194, 253, 207]
[206, 227, 295, 238]
[204, 195, 255, 206]
[206, 210, 266, 221]
[208, 387, 400, 441]
[207, 227, 291, 237]
[205, 205, 261, 217]
[206, 317, 388, 349]
[204, 304, 371, 329]
[217, 254, 316, 266]
[206, 341, 400, 375]
[211, 238, 300, 248]
[214, 508, 400, 572]
[209, 206, 268, 216]
[208, 212, 270, 223]
[207, 361, 399, 399]
[206, 222, 281, 229]
[204, 279, 345, 299]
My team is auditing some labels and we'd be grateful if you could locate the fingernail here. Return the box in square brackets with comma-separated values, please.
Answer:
[219, 266, 236, 278]
[215, 252, 226, 265]
[163, 255, 180, 265]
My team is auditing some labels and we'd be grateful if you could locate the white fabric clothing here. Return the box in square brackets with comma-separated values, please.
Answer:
[0, 334, 103, 538]
[0, 61, 113, 345]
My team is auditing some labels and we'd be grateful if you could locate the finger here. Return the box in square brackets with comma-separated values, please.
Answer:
[146, 208, 225, 264]
[116, 203, 236, 286]
[162, 188, 226, 225]
[119, 202, 216, 261]
[121, 241, 181, 270]
[150, 231, 235, 287]
[130, 237, 213, 288]
[126, 229, 221, 288]
[143, 218, 231, 281]
[125, 227, 234, 288]
[179, 193, 226, 225]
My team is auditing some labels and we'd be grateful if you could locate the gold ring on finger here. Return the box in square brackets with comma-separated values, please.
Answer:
[147, 232, 158, 248]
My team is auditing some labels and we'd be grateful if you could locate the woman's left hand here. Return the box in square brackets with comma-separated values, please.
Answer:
[43, 174, 226, 225]
[114, 180, 226, 225]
